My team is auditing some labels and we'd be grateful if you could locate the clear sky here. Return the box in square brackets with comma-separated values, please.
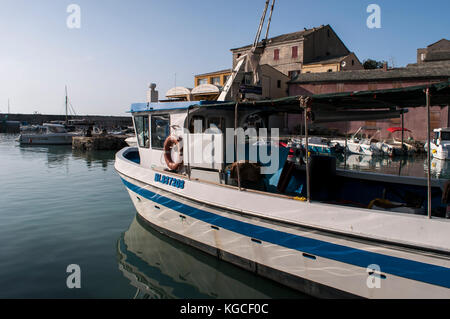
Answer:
[0, 0, 449, 116]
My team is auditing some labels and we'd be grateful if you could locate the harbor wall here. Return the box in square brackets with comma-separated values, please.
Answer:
[0, 113, 132, 129]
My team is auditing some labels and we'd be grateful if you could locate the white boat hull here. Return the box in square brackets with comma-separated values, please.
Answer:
[427, 142, 450, 160]
[347, 142, 381, 156]
[115, 148, 450, 299]
[19, 133, 76, 145]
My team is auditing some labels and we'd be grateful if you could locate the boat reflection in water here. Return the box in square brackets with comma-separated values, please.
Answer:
[430, 158, 450, 179]
[117, 216, 306, 299]
[18, 143, 115, 170]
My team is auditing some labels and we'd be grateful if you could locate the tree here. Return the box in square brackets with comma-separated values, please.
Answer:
[363, 59, 386, 70]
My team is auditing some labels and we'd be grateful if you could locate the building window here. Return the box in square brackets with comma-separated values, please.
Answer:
[134, 115, 150, 148]
[277, 80, 281, 88]
[197, 78, 207, 86]
[327, 69, 333, 72]
[274, 49, 280, 61]
[223, 75, 231, 84]
[292, 46, 298, 59]
[327, 29, 330, 38]
[151, 114, 170, 150]
[421, 53, 426, 61]
[352, 59, 355, 66]
[211, 76, 221, 85]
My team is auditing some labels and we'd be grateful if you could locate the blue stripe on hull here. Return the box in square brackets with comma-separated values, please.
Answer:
[121, 177, 450, 290]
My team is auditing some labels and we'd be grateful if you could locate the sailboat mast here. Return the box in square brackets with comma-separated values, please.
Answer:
[8, 98, 10, 114]
[65, 86, 68, 125]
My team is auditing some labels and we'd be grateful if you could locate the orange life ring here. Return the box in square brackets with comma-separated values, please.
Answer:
[163, 136, 183, 171]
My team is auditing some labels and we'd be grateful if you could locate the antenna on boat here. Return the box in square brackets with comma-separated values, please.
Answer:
[7, 98, 10, 114]
[218, 0, 276, 101]
[253, 0, 270, 49]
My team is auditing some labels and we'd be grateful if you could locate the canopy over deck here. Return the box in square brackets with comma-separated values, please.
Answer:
[130, 81, 450, 123]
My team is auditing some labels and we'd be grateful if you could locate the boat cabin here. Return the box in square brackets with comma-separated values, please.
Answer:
[33, 123, 69, 134]
[433, 128, 450, 146]
[130, 100, 294, 191]
[126, 82, 450, 218]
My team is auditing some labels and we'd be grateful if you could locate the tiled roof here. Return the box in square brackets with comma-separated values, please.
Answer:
[230, 25, 327, 51]
[195, 69, 232, 77]
[303, 54, 350, 66]
[290, 65, 450, 83]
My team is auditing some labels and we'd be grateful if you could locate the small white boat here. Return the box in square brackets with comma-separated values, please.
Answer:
[290, 137, 344, 155]
[425, 128, 450, 160]
[381, 127, 418, 157]
[18, 123, 79, 145]
[344, 127, 384, 156]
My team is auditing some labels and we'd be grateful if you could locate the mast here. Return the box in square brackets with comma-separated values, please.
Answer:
[65, 86, 68, 125]
[8, 98, 10, 114]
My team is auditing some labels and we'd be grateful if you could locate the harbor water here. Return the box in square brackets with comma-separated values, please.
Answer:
[0, 134, 305, 299]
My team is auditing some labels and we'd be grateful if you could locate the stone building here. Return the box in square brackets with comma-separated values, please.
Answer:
[230, 25, 363, 79]
[417, 39, 450, 64]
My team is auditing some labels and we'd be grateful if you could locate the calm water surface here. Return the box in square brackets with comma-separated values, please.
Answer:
[0, 134, 305, 299]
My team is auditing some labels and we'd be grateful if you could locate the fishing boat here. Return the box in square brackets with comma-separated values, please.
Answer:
[115, 81, 450, 299]
[18, 123, 79, 145]
[425, 128, 450, 160]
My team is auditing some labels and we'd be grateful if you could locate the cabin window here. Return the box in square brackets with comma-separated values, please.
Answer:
[134, 115, 150, 148]
[150, 114, 170, 150]
[48, 126, 66, 133]
[207, 117, 224, 133]
[441, 132, 450, 141]
[189, 116, 205, 133]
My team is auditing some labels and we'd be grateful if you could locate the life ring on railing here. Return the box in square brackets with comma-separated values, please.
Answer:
[163, 136, 183, 171]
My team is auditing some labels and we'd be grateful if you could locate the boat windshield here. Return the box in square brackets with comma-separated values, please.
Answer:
[47, 126, 67, 133]
[441, 132, 450, 141]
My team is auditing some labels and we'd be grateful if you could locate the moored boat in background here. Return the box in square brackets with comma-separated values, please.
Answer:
[425, 128, 450, 160]
[18, 123, 79, 145]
